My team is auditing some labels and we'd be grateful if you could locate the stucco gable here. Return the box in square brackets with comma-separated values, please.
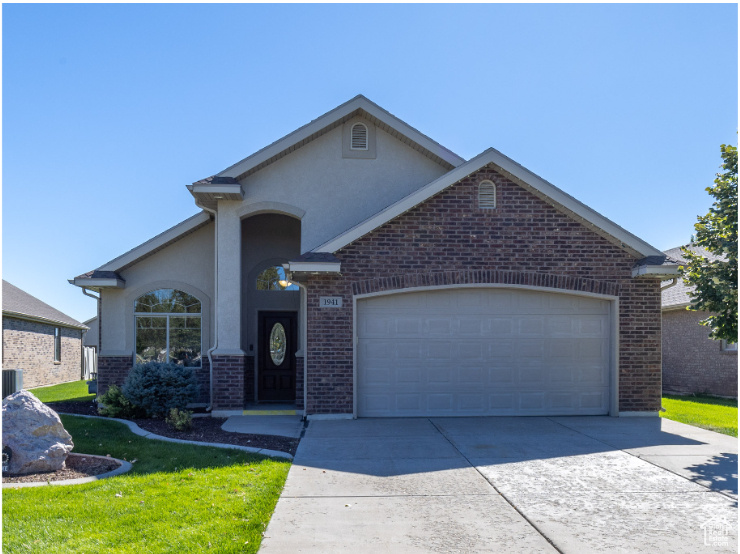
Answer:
[210, 95, 465, 183]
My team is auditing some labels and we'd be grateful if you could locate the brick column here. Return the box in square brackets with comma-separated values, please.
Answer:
[211, 355, 246, 411]
[97, 356, 133, 396]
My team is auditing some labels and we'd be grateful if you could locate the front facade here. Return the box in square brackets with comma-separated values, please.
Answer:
[2, 281, 88, 389]
[661, 246, 737, 397]
[72, 96, 677, 417]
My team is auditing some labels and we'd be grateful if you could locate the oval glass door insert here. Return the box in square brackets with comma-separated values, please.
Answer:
[269, 322, 287, 365]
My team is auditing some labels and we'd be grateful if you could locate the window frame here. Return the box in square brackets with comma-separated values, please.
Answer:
[256, 265, 299, 291]
[133, 289, 202, 367]
[53, 327, 61, 363]
[720, 340, 737, 353]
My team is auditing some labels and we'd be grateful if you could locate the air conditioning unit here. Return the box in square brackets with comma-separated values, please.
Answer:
[2, 369, 23, 399]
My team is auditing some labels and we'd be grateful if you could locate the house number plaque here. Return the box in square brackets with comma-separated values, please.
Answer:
[320, 296, 342, 308]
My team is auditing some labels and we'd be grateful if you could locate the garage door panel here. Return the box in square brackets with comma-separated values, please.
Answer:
[357, 288, 611, 417]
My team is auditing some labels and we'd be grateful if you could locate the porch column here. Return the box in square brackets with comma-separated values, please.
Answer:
[211, 201, 246, 413]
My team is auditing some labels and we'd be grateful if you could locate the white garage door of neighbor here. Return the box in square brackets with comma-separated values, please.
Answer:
[356, 288, 611, 417]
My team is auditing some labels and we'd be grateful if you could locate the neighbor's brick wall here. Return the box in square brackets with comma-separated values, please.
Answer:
[2, 317, 83, 388]
[303, 165, 662, 414]
[662, 309, 737, 397]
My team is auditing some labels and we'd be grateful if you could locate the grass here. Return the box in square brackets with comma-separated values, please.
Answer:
[27, 380, 95, 403]
[3, 415, 291, 553]
[661, 394, 738, 437]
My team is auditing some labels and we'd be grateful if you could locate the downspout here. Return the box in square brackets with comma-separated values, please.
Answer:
[661, 278, 678, 291]
[81, 288, 100, 381]
[195, 202, 218, 412]
[283, 267, 308, 418]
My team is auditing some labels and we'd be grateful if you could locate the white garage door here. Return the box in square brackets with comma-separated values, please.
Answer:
[356, 288, 611, 417]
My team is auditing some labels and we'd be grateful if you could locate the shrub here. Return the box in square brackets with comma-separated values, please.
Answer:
[97, 385, 146, 419]
[165, 408, 193, 431]
[122, 362, 199, 418]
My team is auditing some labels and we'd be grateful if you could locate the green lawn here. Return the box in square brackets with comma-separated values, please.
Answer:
[3, 416, 290, 553]
[661, 394, 738, 437]
[28, 380, 95, 403]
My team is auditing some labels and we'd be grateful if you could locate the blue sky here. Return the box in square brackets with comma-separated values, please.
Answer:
[3, 3, 737, 323]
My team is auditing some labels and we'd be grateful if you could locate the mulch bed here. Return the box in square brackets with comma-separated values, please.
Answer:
[45, 401, 300, 456]
[2, 453, 121, 484]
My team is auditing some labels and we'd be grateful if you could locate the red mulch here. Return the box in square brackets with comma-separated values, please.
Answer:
[2, 453, 121, 484]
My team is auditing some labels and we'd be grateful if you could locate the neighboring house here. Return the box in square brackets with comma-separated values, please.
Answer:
[70, 95, 678, 418]
[2, 280, 88, 389]
[662, 245, 737, 397]
[82, 316, 98, 350]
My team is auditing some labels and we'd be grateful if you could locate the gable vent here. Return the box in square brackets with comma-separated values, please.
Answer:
[478, 181, 496, 208]
[350, 123, 368, 150]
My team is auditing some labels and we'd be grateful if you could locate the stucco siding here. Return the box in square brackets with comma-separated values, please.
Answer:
[662, 308, 737, 397]
[240, 121, 449, 252]
[100, 221, 215, 356]
[2, 317, 82, 388]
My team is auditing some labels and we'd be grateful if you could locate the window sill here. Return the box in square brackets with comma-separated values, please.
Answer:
[53, 361, 62, 365]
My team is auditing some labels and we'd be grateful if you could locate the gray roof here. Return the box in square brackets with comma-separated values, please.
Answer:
[662, 245, 723, 309]
[3, 280, 88, 329]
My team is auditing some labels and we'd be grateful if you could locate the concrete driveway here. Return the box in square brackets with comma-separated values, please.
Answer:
[260, 417, 738, 553]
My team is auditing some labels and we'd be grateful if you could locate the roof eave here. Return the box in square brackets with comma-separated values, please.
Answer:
[216, 95, 466, 181]
[70, 277, 126, 289]
[2, 310, 89, 331]
[632, 265, 681, 279]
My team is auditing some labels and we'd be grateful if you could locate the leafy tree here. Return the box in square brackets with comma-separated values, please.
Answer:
[681, 143, 738, 342]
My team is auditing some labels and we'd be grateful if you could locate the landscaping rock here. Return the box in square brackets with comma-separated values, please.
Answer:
[2, 390, 73, 475]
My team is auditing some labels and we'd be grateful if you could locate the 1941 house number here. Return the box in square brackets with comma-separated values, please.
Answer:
[320, 296, 342, 308]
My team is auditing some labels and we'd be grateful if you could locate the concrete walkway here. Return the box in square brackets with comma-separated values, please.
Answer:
[222, 415, 304, 439]
[260, 417, 738, 553]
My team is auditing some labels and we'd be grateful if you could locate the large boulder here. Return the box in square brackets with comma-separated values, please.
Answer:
[2, 390, 74, 475]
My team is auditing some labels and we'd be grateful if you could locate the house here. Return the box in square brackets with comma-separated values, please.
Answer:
[662, 245, 737, 397]
[70, 95, 678, 418]
[2, 280, 88, 389]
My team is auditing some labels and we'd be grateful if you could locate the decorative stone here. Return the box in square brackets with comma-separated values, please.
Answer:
[2, 390, 74, 475]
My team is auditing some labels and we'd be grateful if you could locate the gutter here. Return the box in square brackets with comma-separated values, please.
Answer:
[661, 278, 678, 291]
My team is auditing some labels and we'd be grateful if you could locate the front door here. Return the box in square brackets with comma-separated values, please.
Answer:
[258, 311, 297, 402]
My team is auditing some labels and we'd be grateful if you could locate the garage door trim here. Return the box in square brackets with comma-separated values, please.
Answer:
[352, 284, 620, 418]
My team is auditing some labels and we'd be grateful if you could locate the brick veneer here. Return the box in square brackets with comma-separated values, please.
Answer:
[662, 309, 738, 397]
[2, 317, 83, 388]
[98, 356, 211, 404]
[295, 356, 305, 410]
[303, 165, 663, 415]
[211, 355, 246, 410]
[245, 356, 255, 403]
[97, 355, 132, 396]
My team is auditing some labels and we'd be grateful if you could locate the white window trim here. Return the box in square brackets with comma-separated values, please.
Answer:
[350, 122, 369, 151]
[478, 180, 496, 209]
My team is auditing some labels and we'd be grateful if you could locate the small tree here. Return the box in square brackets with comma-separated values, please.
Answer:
[122, 361, 199, 418]
[681, 143, 738, 342]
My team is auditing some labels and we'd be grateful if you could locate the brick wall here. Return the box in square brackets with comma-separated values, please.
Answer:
[97, 355, 133, 395]
[296, 356, 305, 410]
[662, 308, 737, 397]
[211, 355, 246, 410]
[303, 165, 663, 415]
[2, 317, 82, 389]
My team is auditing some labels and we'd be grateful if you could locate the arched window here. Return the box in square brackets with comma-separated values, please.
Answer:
[256, 266, 299, 291]
[350, 123, 368, 150]
[134, 289, 201, 367]
[478, 180, 496, 209]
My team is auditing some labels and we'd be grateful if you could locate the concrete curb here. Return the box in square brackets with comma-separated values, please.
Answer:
[59, 413, 294, 460]
[3, 454, 133, 489]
